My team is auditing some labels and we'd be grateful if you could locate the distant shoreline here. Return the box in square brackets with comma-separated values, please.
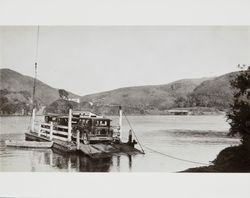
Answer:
[0, 113, 226, 117]
[0, 106, 227, 117]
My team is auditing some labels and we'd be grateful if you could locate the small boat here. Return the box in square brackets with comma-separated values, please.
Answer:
[5, 140, 53, 148]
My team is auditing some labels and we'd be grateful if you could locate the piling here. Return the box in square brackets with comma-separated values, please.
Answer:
[76, 130, 80, 150]
[119, 106, 122, 140]
[68, 109, 72, 141]
[31, 108, 36, 132]
[128, 129, 132, 144]
[38, 124, 41, 137]
[49, 122, 53, 141]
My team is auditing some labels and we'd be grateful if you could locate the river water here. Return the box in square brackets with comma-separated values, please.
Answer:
[0, 115, 239, 172]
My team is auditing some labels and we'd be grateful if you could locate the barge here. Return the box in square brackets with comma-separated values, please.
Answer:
[25, 107, 143, 158]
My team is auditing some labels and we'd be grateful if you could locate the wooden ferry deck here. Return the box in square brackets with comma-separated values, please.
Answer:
[25, 131, 143, 158]
[23, 108, 144, 158]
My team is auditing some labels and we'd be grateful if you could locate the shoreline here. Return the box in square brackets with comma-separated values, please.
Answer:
[0, 111, 226, 117]
[181, 143, 250, 173]
[0, 114, 226, 117]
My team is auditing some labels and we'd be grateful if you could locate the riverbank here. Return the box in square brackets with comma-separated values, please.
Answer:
[182, 143, 250, 172]
[0, 106, 226, 116]
[147, 107, 226, 116]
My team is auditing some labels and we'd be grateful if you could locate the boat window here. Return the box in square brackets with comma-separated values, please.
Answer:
[94, 120, 109, 127]
[59, 118, 68, 126]
[45, 116, 57, 123]
[82, 119, 92, 127]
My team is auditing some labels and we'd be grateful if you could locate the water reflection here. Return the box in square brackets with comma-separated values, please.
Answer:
[41, 150, 114, 172]
[34, 149, 135, 172]
[1, 140, 134, 172]
[128, 154, 132, 170]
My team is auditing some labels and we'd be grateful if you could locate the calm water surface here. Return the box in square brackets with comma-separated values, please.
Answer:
[0, 115, 239, 172]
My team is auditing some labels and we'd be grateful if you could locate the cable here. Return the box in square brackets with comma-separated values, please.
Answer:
[123, 113, 145, 154]
[142, 143, 209, 166]
[123, 110, 208, 166]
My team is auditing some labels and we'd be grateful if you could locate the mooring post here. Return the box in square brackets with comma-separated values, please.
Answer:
[119, 106, 123, 141]
[49, 121, 53, 141]
[38, 123, 41, 137]
[68, 157, 72, 172]
[128, 129, 132, 144]
[31, 108, 36, 132]
[76, 130, 80, 150]
[49, 151, 53, 166]
[68, 109, 72, 142]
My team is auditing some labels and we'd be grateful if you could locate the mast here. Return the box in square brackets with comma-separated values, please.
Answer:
[31, 26, 40, 132]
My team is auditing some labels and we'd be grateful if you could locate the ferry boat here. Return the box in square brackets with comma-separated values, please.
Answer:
[25, 107, 143, 157]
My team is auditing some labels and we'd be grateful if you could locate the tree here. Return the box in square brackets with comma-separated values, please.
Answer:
[58, 89, 69, 100]
[174, 96, 187, 108]
[227, 65, 250, 145]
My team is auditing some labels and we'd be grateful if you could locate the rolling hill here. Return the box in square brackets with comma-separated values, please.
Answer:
[0, 68, 79, 115]
[79, 78, 211, 114]
[0, 68, 79, 105]
[186, 72, 237, 109]
[0, 68, 238, 115]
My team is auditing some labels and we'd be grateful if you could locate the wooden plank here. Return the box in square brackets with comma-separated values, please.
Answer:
[40, 122, 51, 127]
[41, 128, 50, 132]
[53, 130, 68, 136]
[92, 144, 118, 153]
[52, 135, 68, 142]
[79, 143, 102, 155]
[5, 140, 53, 148]
[56, 125, 68, 129]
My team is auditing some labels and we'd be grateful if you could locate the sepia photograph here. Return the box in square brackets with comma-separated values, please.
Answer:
[0, 26, 249, 173]
[1, 1, 250, 197]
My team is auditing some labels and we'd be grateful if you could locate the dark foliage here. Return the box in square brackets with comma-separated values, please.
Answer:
[0, 89, 9, 96]
[58, 89, 69, 100]
[45, 99, 78, 114]
[0, 89, 32, 115]
[183, 144, 250, 172]
[227, 65, 250, 142]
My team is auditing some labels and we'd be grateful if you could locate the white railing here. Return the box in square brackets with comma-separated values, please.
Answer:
[35, 121, 120, 142]
[36, 122, 70, 142]
[31, 109, 76, 143]
[55, 125, 68, 130]
[52, 130, 68, 136]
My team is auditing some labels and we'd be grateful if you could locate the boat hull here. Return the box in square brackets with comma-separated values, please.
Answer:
[5, 140, 53, 148]
[25, 131, 143, 157]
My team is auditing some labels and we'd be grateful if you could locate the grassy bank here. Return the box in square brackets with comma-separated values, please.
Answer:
[182, 143, 250, 172]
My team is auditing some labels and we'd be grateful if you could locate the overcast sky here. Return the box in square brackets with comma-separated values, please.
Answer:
[0, 26, 249, 96]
